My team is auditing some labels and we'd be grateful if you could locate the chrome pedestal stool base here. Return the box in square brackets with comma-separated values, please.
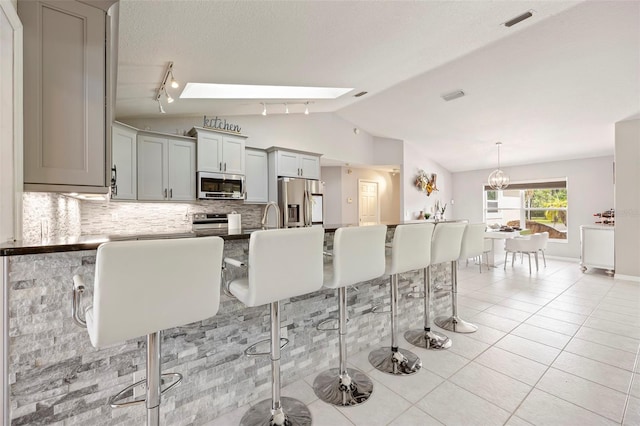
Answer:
[313, 368, 373, 406]
[240, 396, 311, 426]
[404, 329, 452, 350]
[368, 347, 422, 375]
[434, 315, 478, 333]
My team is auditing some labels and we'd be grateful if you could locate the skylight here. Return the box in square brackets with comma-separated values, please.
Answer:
[180, 83, 353, 99]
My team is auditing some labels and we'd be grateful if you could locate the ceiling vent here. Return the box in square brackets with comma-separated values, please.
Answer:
[504, 11, 534, 28]
[441, 90, 465, 102]
[354, 91, 368, 97]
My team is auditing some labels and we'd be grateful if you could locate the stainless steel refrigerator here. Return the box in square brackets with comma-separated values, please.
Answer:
[278, 177, 324, 227]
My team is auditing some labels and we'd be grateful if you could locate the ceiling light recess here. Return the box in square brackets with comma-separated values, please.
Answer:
[180, 83, 352, 99]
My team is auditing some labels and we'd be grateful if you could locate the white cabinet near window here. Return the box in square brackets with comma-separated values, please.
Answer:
[137, 133, 196, 202]
[268, 148, 321, 179]
[580, 225, 615, 275]
[245, 148, 268, 203]
[189, 127, 246, 174]
[111, 123, 137, 200]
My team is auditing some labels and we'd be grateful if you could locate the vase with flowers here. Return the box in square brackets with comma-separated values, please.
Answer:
[433, 200, 447, 222]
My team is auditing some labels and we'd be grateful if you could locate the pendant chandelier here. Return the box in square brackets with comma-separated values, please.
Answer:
[488, 142, 510, 190]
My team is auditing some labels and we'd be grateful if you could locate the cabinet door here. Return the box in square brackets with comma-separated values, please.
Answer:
[21, 0, 106, 188]
[276, 151, 300, 177]
[168, 140, 196, 201]
[111, 125, 137, 200]
[245, 149, 268, 203]
[222, 135, 245, 174]
[137, 135, 167, 201]
[300, 154, 320, 179]
[196, 132, 222, 172]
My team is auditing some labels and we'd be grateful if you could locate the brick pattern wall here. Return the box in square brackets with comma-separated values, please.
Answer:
[7, 233, 452, 425]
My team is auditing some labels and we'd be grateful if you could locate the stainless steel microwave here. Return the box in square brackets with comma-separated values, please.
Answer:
[197, 172, 245, 200]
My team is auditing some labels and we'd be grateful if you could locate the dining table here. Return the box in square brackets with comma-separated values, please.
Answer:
[484, 229, 526, 267]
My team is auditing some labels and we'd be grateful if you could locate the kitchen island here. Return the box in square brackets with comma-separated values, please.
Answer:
[1, 223, 457, 425]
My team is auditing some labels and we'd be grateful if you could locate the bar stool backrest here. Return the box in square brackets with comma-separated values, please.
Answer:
[458, 223, 487, 260]
[326, 225, 387, 289]
[431, 223, 467, 265]
[87, 237, 224, 348]
[246, 227, 325, 306]
[388, 223, 435, 275]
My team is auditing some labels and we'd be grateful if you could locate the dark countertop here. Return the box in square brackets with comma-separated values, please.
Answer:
[0, 220, 462, 256]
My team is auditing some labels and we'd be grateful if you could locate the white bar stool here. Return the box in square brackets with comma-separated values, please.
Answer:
[313, 225, 387, 406]
[404, 223, 453, 350]
[432, 223, 479, 333]
[71, 237, 225, 426]
[226, 227, 324, 426]
[369, 223, 431, 375]
[459, 223, 489, 272]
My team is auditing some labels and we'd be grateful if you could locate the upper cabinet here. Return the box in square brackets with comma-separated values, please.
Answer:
[111, 123, 137, 200]
[268, 148, 321, 180]
[19, 0, 114, 193]
[188, 127, 246, 175]
[137, 133, 196, 202]
[245, 148, 269, 204]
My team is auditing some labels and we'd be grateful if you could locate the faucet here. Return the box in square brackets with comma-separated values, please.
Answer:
[261, 202, 281, 228]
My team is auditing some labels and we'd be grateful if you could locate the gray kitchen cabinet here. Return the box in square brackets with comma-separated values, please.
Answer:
[20, 0, 112, 193]
[137, 134, 196, 202]
[189, 127, 246, 174]
[245, 148, 268, 203]
[268, 148, 321, 179]
[110, 123, 137, 200]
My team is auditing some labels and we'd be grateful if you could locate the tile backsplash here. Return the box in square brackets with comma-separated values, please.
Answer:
[23, 192, 264, 240]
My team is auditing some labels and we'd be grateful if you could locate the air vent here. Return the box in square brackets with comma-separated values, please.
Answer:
[354, 91, 368, 97]
[504, 11, 533, 28]
[441, 90, 465, 102]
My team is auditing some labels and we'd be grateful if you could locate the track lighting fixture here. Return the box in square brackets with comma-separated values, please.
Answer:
[155, 61, 179, 112]
[258, 101, 312, 115]
[262, 103, 267, 116]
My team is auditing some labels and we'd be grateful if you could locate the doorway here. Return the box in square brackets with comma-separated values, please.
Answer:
[358, 179, 379, 225]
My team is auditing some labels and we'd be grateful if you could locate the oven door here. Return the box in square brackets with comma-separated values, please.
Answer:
[198, 172, 245, 199]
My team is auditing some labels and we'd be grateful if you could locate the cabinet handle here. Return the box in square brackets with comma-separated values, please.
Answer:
[164, 188, 168, 198]
[224, 162, 227, 172]
[169, 188, 173, 198]
[110, 165, 117, 196]
[219, 162, 222, 171]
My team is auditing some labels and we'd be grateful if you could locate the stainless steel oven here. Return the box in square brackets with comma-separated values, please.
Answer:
[197, 172, 245, 200]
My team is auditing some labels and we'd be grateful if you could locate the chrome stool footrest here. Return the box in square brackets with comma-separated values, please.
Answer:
[109, 372, 183, 408]
[244, 338, 289, 357]
[312, 368, 373, 406]
[240, 396, 311, 426]
[404, 329, 452, 350]
[368, 347, 421, 375]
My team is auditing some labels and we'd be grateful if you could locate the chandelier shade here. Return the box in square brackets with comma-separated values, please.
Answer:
[488, 142, 510, 190]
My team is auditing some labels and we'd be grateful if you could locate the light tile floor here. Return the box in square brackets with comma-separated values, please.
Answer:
[206, 259, 640, 425]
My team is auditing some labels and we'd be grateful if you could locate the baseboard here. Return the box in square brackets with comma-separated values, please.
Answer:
[614, 274, 640, 283]
[546, 255, 579, 262]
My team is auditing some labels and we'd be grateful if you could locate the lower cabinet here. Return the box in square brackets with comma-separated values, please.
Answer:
[137, 134, 196, 201]
[245, 148, 268, 203]
[580, 225, 615, 273]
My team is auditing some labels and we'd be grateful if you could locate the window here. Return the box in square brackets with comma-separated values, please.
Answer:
[484, 180, 568, 240]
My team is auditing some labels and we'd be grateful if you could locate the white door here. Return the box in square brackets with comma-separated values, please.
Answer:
[358, 180, 379, 225]
[277, 151, 300, 177]
[111, 124, 137, 200]
[221, 135, 245, 174]
[245, 148, 268, 203]
[196, 131, 222, 172]
[137, 135, 168, 201]
[299, 154, 320, 179]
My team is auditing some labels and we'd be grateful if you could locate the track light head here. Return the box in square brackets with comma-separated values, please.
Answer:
[304, 102, 309, 115]
[166, 92, 174, 103]
[285, 103, 289, 114]
[261, 102, 267, 116]
[157, 99, 166, 114]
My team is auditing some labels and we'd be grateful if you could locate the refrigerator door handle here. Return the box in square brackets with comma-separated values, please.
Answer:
[303, 189, 311, 226]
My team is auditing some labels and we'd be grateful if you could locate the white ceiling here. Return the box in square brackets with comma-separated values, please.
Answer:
[116, 0, 640, 172]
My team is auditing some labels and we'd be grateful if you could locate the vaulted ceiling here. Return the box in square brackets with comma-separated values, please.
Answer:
[116, 1, 640, 172]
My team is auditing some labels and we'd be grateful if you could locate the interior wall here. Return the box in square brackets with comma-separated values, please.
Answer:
[452, 156, 615, 259]
[402, 140, 453, 221]
[121, 112, 380, 167]
[339, 166, 400, 225]
[320, 166, 342, 225]
[0, 4, 15, 243]
[614, 118, 640, 279]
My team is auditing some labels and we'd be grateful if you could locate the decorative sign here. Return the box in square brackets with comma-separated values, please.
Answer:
[202, 116, 242, 134]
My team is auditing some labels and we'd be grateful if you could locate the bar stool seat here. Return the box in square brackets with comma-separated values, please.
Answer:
[72, 237, 225, 426]
[313, 225, 387, 407]
[227, 227, 325, 426]
[369, 223, 432, 375]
